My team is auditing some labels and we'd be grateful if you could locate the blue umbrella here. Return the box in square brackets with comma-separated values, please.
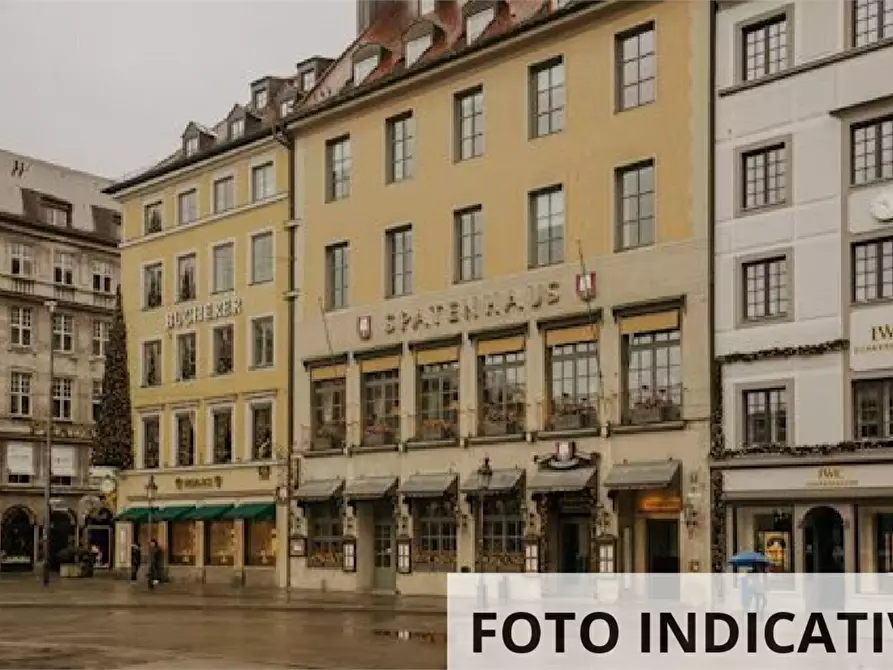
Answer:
[728, 551, 770, 567]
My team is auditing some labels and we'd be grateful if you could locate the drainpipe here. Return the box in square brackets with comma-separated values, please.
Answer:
[708, 0, 718, 573]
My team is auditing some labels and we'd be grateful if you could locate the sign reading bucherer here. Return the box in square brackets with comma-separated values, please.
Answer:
[447, 574, 893, 670]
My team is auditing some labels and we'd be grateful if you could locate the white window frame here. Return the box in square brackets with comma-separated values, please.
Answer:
[211, 321, 235, 376]
[176, 251, 198, 303]
[52, 377, 73, 421]
[354, 55, 379, 84]
[52, 313, 74, 353]
[92, 379, 103, 422]
[253, 87, 268, 109]
[206, 402, 235, 465]
[10, 243, 34, 277]
[9, 370, 32, 417]
[171, 408, 198, 467]
[92, 319, 110, 358]
[251, 161, 275, 202]
[91, 259, 114, 294]
[185, 136, 199, 156]
[301, 70, 315, 91]
[9, 306, 32, 348]
[177, 188, 198, 225]
[406, 33, 433, 67]
[141, 339, 162, 387]
[139, 412, 161, 469]
[246, 396, 276, 461]
[466, 7, 495, 42]
[176, 331, 197, 382]
[212, 175, 235, 214]
[142, 260, 164, 310]
[418, 0, 436, 14]
[280, 99, 294, 117]
[53, 251, 75, 286]
[230, 118, 245, 140]
[210, 239, 235, 294]
[249, 229, 274, 284]
[249, 314, 275, 369]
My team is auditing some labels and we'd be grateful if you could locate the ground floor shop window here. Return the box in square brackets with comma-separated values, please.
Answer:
[875, 513, 893, 573]
[136, 522, 162, 554]
[168, 521, 197, 566]
[307, 502, 342, 569]
[414, 500, 457, 571]
[753, 509, 793, 572]
[478, 496, 524, 572]
[204, 520, 235, 566]
[245, 519, 276, 566]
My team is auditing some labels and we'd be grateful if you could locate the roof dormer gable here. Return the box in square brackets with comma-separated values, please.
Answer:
[352, 43, 387, 86]
[403, 19, 444, 68]
[462, 0, 506, 43]
[224, 104, 261, 141]
[181, 122, 216, 157]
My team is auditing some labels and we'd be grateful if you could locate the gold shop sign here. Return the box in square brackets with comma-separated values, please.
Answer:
[805, 466, 858, 488]
[166, 297, 243, 330]
[853, 323, 893, 355]
[384, 282, 561, 335]
[175, 475, 223, 490]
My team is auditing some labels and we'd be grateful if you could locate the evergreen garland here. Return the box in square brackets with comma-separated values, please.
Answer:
[91, 289, 133, 469]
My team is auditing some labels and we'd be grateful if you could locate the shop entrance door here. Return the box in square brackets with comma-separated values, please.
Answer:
[372, 504, 396, 591]
[559, 517, 590, 573]
[803, 506, 845, 573]
[646, 518, 680, 600]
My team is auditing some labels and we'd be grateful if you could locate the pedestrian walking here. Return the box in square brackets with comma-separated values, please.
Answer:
[130, 543, 141, 581]
[148, 539, 162, 589]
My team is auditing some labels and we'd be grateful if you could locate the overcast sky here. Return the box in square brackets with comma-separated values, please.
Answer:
[0, 0, 355, 179]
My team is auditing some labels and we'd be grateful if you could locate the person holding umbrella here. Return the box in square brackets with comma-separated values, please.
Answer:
[729, 551, 771, 616]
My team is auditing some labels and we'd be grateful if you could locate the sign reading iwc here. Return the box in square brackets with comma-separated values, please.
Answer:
[175, 476, 223, 490]
[166, 297, 243, 330]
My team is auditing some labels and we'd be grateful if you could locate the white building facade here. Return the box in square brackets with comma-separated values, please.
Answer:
[715, 0, 893, 579]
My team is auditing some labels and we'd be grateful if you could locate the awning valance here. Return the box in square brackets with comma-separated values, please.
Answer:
[460, 468, 524, 495]
[153, 506, 195, 522]
[294, 478, 344, 502]
[116, 507, 151, 523]
[528, 466, 597, 493]
[222, 503, 276, 520]
[345, 476, 398, 501]
[604, 460, 680, 491]
[182, 505, 233, 521]
[401, 473, 458, 499]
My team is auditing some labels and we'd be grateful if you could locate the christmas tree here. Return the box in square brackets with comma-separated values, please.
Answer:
[91, 288, 133, 469]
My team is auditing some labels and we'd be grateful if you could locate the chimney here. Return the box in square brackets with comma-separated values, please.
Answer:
[356, 0, 406, 35]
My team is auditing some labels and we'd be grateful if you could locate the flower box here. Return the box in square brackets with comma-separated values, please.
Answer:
[481, 420, 511, 437]
[312, 436, 337, 451]
[551, 413, 584, 431]
[630, 406, 663, 425]
[420, 423, 451, 441]
[363, 429, 394, 447]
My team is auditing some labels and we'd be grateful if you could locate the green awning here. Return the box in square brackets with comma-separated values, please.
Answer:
[221, 503, 276, 520]
[153, 506, 194, 521]
[116, 507, 151, 522]
[181, 505, 233, 521]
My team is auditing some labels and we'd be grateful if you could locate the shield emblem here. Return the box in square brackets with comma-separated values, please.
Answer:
[357, 315, 372, 340]
[576, 272, 596, 301]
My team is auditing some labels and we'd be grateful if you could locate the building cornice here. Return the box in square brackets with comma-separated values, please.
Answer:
[0, 210, 118, 252]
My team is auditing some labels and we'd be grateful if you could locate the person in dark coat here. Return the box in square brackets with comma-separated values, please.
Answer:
[130, 543, 141, 581]
[148, 539, 162, 588]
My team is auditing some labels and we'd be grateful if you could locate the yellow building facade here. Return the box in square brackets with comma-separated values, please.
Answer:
[286, 0, 712, 594]
[106, 107, 296, 585]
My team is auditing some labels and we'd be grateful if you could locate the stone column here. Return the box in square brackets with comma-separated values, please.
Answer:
[526, 325, 544, 432]
[347, 362, 362, 448]
[460, 337, 477, 438]
[400, 352, 415, 442]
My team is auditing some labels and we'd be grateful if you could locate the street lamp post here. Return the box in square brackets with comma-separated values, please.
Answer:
[42, 300, 57, 587]
[145, 474, 157, 590]
[476, 457, 493, 569]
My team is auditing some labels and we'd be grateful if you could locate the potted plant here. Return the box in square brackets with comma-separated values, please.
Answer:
[313, 422, 343, 451]
[363, 421, 394, 447]
[630, 388, 679, 424]
[420, 418, 451, 441]
[550, 398, 592, 431]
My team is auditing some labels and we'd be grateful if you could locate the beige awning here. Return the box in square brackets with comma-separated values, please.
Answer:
[294, 478, 344, 502]
[344, 475, 398, 501]
[460, 468, 524, 495]
[401, 473, 458, 499]
[604, 460, 680, 491]
[528, 466, 597, 493]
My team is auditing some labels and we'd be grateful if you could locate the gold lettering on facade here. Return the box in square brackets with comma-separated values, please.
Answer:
[166, 298, 243, 330]
[805, 466, 858, 488]
[174, 475, 224, 490]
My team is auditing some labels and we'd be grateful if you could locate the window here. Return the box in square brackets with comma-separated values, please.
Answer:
[854, 237, 893, 302]
[251, 162, 275, 201]
[185, 136, 199, 156]
[177, 332, 196, 381]
[326, 136, 351, 201]
[301, 70, 316, 91]
[417, 361, 459, 440]
[353, 55, 379, 84]
[852, 116, 893, 186]
[144, 202, 162, 234]
[142, 340, 161, 387]
[742, 143, 787, 210]
[251, 403, 273, 460]
[212, 243, 234, 293]
[406, 33, 433, 67]
[143, 263, 162, 309]
[617, 161, 655, 250]
[743, 388, 787, 445]
[52, 378, 73, 420]
[466, 7, 495, 42]
[213, 176, 234, 213]
[480, 497, 523, 560]
[175, 412, 195, 467]
[479, 350, 526, 435]
[854, 379, 893, 439]
[177, 254, 197, 302]
[168, 520, 196, 565]
[142, 416, 160, 469]
[743, 257, 788, 321]
[548, 340, 599, 430]
[92, 380, 102, 422]
[312, 378, 346, 450]
[42, 202, 71, 226]
[455, 207, 483, 282]
[177, 189, 198, 225]
[280, 99, 294, 117]
[387, 113, 414, 182]
[624, 328, 682, 424]
[213, 324, 234, 375]
[52, 314, 74, 353]
[530, 186, 564, 267]
[456, 88, 484, 160]
[10, 243, 33, 276]
[414, 500, 457, 571]
[875, 513, 893, 574]
[854, 0, 893, 47]
[229, 118, 244, 140]
[53, 251, 74, 285]
[92, 320, 110, 357]
[206, 520, 235, 566]
[92, 260, 114, 294]
[251, 317, 274, 368]
[308, 501, 343, 566]
[417, 0, 435, 14]
[212, 408, 233, 464]
[362, 369, 401, 444]
[617, 24, 655, 110]
[253, 87, 268, 109]
[742, 14, 789, 82]
[143, 340, 161, 386]
[325, 243, 349, 310]
[245, 518, 276, 566]
[10, 371, 32, 416]
[386, 226, 413, 297]
[530, 58, 565, 137]
[250, 232, 273, 284]
[9, 307, 32, 347]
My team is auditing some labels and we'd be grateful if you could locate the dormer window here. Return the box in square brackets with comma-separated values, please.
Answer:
[230, 119, 244, 140]
[185, 136, 199, 157]
[406, 33, 433, 67]
[354, 55, 379, 85]
[253, 88, 268, 109]
[301, 70, 316, 91]
[466, 7, 495, 42]
[417, 0, 436, 14]
[281, 99, 295, 117]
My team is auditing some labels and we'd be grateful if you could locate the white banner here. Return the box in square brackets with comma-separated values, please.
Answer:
[5, 443, 34, 475]
[51, 445, 75, 477]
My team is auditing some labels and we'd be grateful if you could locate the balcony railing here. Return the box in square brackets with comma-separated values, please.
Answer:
[309, 421, 346, 452]
[0, 273, 114, 311]
[478, 400, 526, 437]
[622, 385, 683, 426]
